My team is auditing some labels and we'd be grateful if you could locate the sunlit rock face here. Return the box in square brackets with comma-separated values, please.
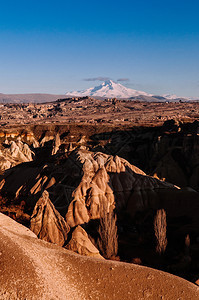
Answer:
[30, 190, 70, 246]
[0, 121, 199, 193]
[30, 190, 103, 257]
[0, 148, 199, 265]
[65, 150, 172, 227]
[63, 151, 199, 235]
[0, 137, 34, 171]
[0, 149, 198, 235]
[65, 225, 104, 259]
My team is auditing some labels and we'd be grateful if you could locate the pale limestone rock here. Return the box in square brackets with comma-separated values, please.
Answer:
[10, 141, 21, 157]
[0, 159, 11, 171]
[77, 136, 87, 144]
[66, 199, 90, 227]
[22, 143, 34, 161]
[0, 140, 34, 171]
[32, 138, 39, 148]
[52, 133, 61, 155]
[65, 150, 178, 227]
[30, 176, 48, 195]
[0, 179, 5, 190]
[40, 135, 54, 147]
[30, 190, 70, 246]
[66, 225, 103, 259]
[45, 177, 56, 189]
[0, 149, 198, 237]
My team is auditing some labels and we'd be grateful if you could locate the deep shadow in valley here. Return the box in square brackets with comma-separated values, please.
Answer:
[0, 121, 199, 285]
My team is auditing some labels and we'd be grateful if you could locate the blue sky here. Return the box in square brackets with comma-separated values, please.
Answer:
[0, 0, 199, 97]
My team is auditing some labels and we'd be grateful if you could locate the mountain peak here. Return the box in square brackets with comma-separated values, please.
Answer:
[104, 79, 115, 84]
[66, 80, 151, 98]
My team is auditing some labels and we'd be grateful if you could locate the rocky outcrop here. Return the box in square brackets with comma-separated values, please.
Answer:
[0, 120, 199, 192]
[40, 135, 54, 147]
[30, 190, 70, 246]
[0, 138, 34, 171]
[66, 225, 103, 259]
[0, 149, 198, 234]
[65, 150, 178, 227]
[52, 133, 61, 155]
[0, 148, 199, 282]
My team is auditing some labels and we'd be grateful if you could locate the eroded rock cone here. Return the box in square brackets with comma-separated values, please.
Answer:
[66, 225, 103, 259]
[30, 190, 70, 246]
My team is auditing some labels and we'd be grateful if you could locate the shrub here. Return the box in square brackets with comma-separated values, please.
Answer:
[185, 234, 190, 255]
[154, 209, 167, 255]
[185, 234, 190, 248]
[97, 200, 118, 259]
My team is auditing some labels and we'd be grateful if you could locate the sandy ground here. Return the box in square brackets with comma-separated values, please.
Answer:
[0, 213, 199, 300]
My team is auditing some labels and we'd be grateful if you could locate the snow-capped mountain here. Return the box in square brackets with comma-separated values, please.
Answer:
[66, 80, 152, 98]
[65, 79, 199, 101]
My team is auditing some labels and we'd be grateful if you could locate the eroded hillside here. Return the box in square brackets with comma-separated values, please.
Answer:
[0, 122, 199, 284]
[0, 120, 198, 189]
[0, 113, 199, 297]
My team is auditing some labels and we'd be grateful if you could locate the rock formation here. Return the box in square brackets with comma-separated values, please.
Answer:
[52, 133, 61, 155]
[0, 139, 199, 286]
[0, 149, 198, 237]
[30, 190, 70, 246]
[0, 138, 34, 171]
[66, 225, 103, 259]
[0, 102, 199, 294]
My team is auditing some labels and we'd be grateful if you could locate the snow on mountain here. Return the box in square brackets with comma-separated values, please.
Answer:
[65, 79, 199, 101]
[162, 94, 180, 100]
[66, 80, 152, 98]
[162, 94, 199, 101]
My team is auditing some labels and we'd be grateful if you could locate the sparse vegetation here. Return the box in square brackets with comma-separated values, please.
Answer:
[185, 234, 190, 248]
[97, 201, 118, 259]
[154, 209, 167, 255]
[185, 234, 190, 255]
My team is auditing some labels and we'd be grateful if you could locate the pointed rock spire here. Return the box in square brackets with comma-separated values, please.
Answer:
[30, 190, 70, 246]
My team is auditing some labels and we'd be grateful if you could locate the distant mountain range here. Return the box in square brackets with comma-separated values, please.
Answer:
[0, 93, 66, 104]
[0, 81, 198, 103]
[66, 80, 198, 101]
